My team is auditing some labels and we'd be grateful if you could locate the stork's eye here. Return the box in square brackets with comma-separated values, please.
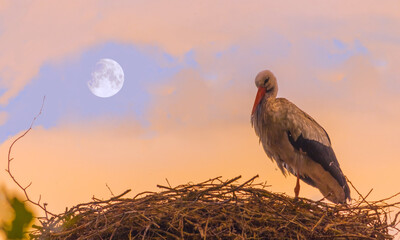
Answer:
[264, 77, 270, 85]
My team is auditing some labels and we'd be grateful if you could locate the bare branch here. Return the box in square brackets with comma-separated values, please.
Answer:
[6, 96, 55, 218]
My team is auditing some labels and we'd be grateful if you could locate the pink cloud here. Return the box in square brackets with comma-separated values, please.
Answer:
[1, 0, 400, 105]
[0, 111, 8, 125]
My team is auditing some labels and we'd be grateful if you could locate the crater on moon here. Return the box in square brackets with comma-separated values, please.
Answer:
[88, 58, 124, 98]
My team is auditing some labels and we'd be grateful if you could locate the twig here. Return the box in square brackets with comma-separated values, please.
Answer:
[5, 96, 55, 218]
[106, 183, 115, 197]
[165, 178, 171, 188]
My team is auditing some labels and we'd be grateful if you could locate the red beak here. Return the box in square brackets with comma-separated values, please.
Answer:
[252, 87, 266, 115]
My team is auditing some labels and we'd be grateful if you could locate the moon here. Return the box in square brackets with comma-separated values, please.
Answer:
[88, 58, 124, 98]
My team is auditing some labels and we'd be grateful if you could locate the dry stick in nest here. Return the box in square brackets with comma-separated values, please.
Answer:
[5, 96, 55, 219]
[347, 177, 400, 233]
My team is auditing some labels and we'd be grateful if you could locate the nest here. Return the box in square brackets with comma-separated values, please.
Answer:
[31, 176, 400, 240]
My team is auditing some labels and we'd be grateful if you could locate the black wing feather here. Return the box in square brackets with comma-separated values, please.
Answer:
[287, 131, 350, 200]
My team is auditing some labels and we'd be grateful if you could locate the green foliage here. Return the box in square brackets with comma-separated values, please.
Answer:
[2, 196, 33, 240]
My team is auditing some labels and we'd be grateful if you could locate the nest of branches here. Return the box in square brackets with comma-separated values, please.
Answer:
[30, 175, 400, 240]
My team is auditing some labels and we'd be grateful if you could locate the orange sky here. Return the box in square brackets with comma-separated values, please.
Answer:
[1, 1, 400, 228]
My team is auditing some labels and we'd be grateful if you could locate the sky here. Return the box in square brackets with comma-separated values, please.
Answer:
[1, 0, 400, 225]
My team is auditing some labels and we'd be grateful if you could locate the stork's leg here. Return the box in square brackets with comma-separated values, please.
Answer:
[294, 171, 300, 200]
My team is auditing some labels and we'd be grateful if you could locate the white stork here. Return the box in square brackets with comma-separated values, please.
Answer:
[251, 70, 350, 204]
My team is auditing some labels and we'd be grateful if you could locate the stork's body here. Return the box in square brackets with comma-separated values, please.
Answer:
[251, 70, 350, 204]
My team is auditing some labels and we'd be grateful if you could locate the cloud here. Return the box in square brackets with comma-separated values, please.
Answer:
[2, 0, 400, 105]
[0, 111, 8, 126]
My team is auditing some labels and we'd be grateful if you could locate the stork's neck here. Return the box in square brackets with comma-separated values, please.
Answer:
[265, 86, 278, 102]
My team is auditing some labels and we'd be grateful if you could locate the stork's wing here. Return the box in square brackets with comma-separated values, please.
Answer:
[280, 99, 350, 201]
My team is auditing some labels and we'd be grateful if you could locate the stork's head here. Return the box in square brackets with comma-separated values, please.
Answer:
[252, 70, 278, 115]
